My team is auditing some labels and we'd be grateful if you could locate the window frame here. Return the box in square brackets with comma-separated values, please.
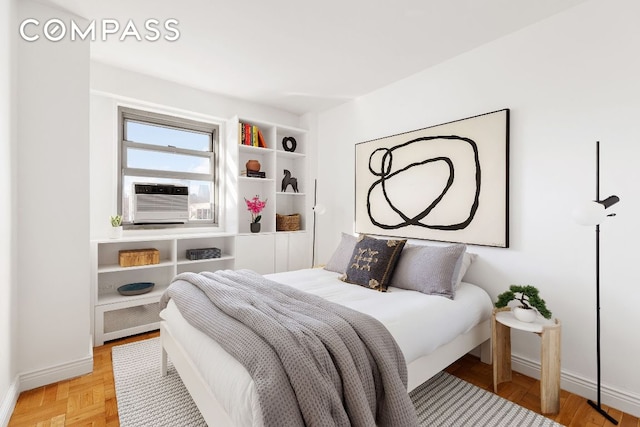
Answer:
[117, 106, 220, 228]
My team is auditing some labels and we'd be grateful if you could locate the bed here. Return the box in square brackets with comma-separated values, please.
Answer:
[159, 263, 493, 427]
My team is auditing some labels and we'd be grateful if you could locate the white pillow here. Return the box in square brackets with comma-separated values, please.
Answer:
[456, 252, 477, 288]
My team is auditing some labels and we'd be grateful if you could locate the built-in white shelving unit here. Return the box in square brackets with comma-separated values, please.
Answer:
[230, 116, 309, 234]
[229, 116, 312, 275]
[91, 233, 235, 345]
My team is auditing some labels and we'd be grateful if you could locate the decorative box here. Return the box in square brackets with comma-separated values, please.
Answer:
[118, 248, 160, 267]
[186, 247, 222, 260]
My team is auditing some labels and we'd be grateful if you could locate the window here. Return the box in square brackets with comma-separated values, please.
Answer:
[118, 107, 219, 227]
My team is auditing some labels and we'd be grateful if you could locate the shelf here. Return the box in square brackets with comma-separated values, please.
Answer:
[276, 192, 306, 196]
[97, 282, 169, 306]
[238, 176, 274, 183]
[274, 123, 307, 133]
[238, 144, 273, 154]
[100, 323, 160, 344]
[276, 150, 305, 159]
[236, 231, 275, 236]
[177, 254, 234, 265]
[97, 260, 174, 274]
[92, 232, 234, 244]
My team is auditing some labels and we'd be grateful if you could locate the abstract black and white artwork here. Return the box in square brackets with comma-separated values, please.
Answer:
[354, 109, 509, 247]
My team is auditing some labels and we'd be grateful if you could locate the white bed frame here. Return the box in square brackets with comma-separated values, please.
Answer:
[160, 318, 492, 427]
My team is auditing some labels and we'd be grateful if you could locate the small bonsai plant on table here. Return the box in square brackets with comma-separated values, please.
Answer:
[495, 285, 552, 322]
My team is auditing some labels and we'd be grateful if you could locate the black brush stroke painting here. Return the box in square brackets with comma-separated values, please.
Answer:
[355, 109, 509, 248]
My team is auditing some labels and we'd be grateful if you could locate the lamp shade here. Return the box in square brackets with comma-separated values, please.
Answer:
[572, 195, 620, 226]
[313, 203, 327, 215]
[572, 201, 607, 226]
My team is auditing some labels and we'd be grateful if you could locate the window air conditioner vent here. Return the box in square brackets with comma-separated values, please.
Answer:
[133, 183, 189, 223]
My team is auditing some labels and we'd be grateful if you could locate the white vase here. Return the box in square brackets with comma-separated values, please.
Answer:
[109, 226, 123, 239]
[513, 306, 537, 323]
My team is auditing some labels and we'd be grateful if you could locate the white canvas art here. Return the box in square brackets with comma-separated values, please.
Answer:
[355, 109, 509, 247]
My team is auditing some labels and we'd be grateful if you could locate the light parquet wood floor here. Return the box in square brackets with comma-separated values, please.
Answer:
[8, 331, 638, 427]
[444, 355, 638, 427]
[8, 331, 159, 427]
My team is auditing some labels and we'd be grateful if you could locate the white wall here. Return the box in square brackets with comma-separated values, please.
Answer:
[16, 0, 92, 387]
[0, 0, 18, 423]
[90, 62, 301, 238]
[315, 0, 640, 416]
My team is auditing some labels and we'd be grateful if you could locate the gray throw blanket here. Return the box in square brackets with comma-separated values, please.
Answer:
[160, 269, 419, 427]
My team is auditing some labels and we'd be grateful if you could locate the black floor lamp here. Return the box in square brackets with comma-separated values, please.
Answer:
[311, 179, 326, 267]
[572, 141, 620, 425]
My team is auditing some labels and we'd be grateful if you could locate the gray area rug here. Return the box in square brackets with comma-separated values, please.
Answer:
[112, 338, 563, 426]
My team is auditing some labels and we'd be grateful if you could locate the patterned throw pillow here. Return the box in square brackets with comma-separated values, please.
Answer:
[341, 235, 406, 292]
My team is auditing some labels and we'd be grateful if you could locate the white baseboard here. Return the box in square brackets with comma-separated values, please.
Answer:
[1, 339, 94, 426]
[19, 350, 93, 393]
[512, 354, 640, 418]
[0, 377, 19, 427]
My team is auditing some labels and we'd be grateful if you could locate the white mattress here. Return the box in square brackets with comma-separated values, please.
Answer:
[160, 268, 493, 427]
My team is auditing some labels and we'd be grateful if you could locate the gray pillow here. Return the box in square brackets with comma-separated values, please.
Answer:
[324, 233, 358, 273]
[342, 235, 406, 292]
[391, 244, 467, 299]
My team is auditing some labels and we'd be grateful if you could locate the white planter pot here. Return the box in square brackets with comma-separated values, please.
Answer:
[513, 306, 537, 323]
[109, 226, 123, 239]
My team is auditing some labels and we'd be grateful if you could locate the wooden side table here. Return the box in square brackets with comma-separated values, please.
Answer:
[491, 307, 561, 414]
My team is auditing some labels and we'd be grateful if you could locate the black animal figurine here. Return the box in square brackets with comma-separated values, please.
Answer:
[281, 169, 299, 193]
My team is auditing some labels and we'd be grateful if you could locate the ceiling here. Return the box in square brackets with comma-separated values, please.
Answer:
[42, 0, 587, 115]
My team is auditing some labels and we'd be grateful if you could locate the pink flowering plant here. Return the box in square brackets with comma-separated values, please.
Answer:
[244, 195, 267, 224]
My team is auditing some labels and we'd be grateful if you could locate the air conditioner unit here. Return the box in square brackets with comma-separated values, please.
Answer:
[133, 183, 189, 223]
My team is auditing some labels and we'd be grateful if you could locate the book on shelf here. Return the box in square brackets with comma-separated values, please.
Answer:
[238, 122, 267, 148]
[244, 123, 251, 146]
[239, 123, 250, 146]
[246, 170, 266, 178]
[258, 129, 267, 148]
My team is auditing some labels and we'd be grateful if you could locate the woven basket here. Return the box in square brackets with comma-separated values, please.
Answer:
[276, 213, 301, 231]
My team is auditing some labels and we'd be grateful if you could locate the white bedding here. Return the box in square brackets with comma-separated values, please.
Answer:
[160, 268, 493, 427]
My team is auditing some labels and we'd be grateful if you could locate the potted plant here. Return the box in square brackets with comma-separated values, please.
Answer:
[110, 214, 123, 239]
[495, 285, 552, 322]
[244, 195, 267, 233]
